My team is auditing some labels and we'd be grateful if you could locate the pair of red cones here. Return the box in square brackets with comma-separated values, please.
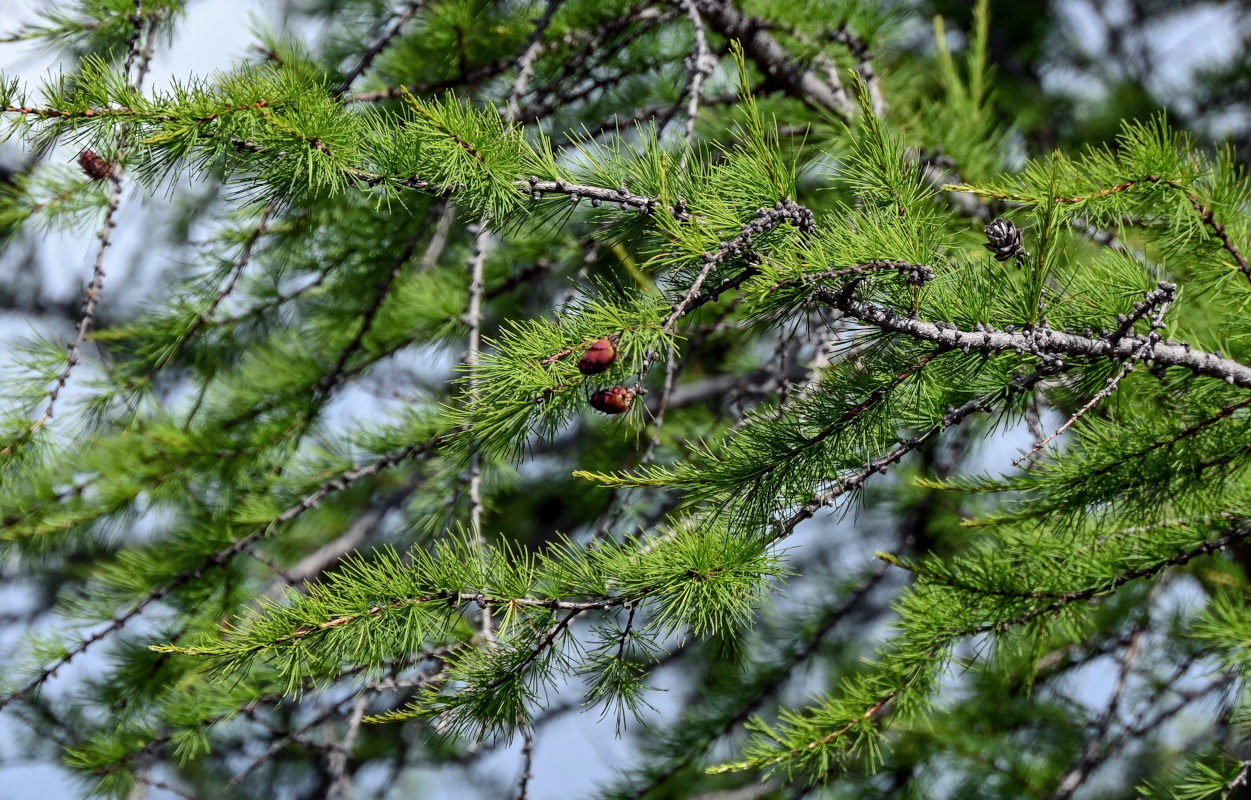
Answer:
[578, 337, 633, 415]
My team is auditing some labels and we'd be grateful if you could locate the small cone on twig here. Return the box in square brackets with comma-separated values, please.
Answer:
[78, 150, 112, 181]
[983, 217, 1028, 267]
[589, 386, 633, 415]
[577, 336, 619, 375]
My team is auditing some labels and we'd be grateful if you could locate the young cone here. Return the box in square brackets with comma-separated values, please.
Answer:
[589, 386, 633, 414]
[78, 150, 112, 181]
[577, 337, 619, 375]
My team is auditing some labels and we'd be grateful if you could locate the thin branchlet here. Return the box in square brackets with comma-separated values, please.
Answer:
[1014, 282, 1176, 465]
[336, 0, 426, 96]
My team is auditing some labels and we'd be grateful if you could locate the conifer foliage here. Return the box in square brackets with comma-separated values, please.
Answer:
[2, 1, 1251, 798]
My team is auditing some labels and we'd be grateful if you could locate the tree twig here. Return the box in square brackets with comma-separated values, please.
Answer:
[811, 282, 1251, 390]
[1013, 282, 1174, 465]
[336, 0, 426, 96]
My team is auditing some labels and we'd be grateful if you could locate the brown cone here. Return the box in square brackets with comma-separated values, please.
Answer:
[78, 150, 112, 181]
[589, 386, 633, 415]
[577, 337, 618, 375]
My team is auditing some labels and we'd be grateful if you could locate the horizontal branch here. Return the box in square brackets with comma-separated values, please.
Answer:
[519, 176, 671, 215]
[0, 437, 441, 716]
[769, 365, 1055, 544]
[950, 175, 1250, 283]
[812, 282, 1251, 390]
[690, 0, 856, 120]
[732, 520, 1251, 778]
[966, 525, 1251, 635]
[2, 99, 275, 124]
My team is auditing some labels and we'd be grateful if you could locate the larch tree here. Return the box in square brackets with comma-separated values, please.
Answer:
[1, 1, 1251, 798]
